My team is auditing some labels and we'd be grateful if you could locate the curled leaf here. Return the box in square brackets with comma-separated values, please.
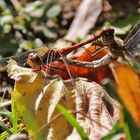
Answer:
[7, 60, 120, 140]
[7, 59, 39, 82]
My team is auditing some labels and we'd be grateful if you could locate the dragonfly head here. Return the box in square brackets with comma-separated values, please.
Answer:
[26, 52, 42, 67]
[101, 28, 115, 47]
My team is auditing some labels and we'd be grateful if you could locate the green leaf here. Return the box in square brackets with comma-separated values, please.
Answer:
[43, 26, 57, 38]
[0, 129, 11, 139]
[24, 1, 43, 13]
[57, 104, 89, 140]
[101, 122, 123, 140]
[46, 4, 61, 18]
[122, 109, 140, 140]
[112, 13, 140, 28]
[0, 34, 18, 55]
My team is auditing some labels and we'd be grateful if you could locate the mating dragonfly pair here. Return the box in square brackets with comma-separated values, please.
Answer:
[0, 21, 140, 76]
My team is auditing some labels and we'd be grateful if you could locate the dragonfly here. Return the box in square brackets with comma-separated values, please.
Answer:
[0, 21, 139, 76]
[65, 21, 140, 72]
[0, 27, 113, 74]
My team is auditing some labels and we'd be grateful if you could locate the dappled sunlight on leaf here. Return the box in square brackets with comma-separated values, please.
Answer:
[110, 63, 140, 127]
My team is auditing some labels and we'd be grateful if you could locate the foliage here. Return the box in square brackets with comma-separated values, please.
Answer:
[4, 59, 120, 139]
[0, 0, 140, 140]
[0, 0, 62, 57]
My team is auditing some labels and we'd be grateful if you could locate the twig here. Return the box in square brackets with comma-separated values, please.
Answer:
[0, 100, 11, 108]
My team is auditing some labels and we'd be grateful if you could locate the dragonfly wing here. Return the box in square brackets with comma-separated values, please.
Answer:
[124, 23, 140, 49]
[124, 21, 140, 44]
[124, 21, 140, 65]
[0, 50, 38, 68]
[123, 50, 140, 74]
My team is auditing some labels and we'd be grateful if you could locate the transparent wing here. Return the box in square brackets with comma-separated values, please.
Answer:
[124, 21, 140, 44]
[124, 21, 140, 66]
[0, 49, 40, 68]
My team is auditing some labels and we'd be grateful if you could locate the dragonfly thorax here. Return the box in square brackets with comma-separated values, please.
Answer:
[101, 29, 124, 58]
[109, 37, 124, 58]
[41, 49, 61, 65]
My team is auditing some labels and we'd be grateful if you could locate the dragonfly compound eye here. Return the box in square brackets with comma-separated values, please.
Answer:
[101, 28, 115, 46]
[27, 52, 42, 67]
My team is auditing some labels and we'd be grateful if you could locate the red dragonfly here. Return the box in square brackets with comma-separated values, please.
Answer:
[0, 27, 112, 73]
[63, 21, 140, 72]
[0, 21, 140, 81]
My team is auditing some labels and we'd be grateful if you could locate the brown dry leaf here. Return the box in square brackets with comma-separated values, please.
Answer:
[35, 78, 76, 140]
[65, 0, 102, 41]
[110, 63, 140, 127]
[7, 60, 120, 140]
[66, 79, 120, 140]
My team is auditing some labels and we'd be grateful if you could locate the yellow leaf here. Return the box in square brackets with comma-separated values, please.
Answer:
[111, 63, 140, 127]
[7, 60, 75, 139]
[7, 60, 120, 139]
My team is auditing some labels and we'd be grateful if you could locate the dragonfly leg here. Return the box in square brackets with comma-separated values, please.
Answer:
[89, 53, 113, 68]
[82, 45, 105, 57]
[63, 53, 113, 68]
